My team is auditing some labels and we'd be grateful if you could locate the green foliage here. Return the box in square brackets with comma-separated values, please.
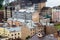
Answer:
[55, 24, 60, 30]
[0, 0, 4, 10]
[0, 0, 4, 4]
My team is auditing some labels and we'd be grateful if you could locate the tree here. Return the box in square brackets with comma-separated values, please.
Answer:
[0, 0, 4, 10]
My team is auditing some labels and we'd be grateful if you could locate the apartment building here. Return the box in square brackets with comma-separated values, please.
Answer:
[28, 0, 47, 11]
[0, 17, 48, 40]
[0, 20, 36, 40]
[12, 7, 39, 23]
[52, 7, 60, 22]
[4, 10, 11, 19]
[0, 27, 9, 37]
[4, 6, 15, 21]
[4, 0, 47, 22]
[40, 7, 52, 18]
[7, 27, 21, 40]
[0, 27, 21, 40]
[12, 7, 35, 22]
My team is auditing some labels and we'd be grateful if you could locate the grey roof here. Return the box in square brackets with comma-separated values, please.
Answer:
[6, 27, 21, 32]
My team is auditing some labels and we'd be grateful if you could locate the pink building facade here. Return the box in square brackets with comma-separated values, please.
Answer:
[52, 8, 60, 22]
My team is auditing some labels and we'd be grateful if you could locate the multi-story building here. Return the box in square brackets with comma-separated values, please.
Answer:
[20, 0, 33, 9]
[0, 20, 36, 40]
[12, 7, 36, 22]
[28, 0, 46, 12]
[35, 23, 45, 37]
[7, 27, 21, 40]
[40, 7, 52, 18]
[52, 7, 60, 22]
[0, 27, 21, 40]
[4, 10, 11, 18]
[4, 0, 47, 22]
[4, 6, 15, 21]
[0, 17, 47, 40]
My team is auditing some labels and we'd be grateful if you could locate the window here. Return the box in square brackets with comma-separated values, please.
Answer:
[33, 29, 34, 31]
[31, 29, 32, 31]
[8, 34, 9, 36]
[31, 33, 32, 35]
[33, 32, 35, 34]
[18, 36, 20, 38]
[31, 29, 34, 31]
[5, 34, 7, 35]
[15, 34, 16, 35]
[18, 33, 20, 35]
[15, 37, 16, 39]
[11, 34, 13, 36]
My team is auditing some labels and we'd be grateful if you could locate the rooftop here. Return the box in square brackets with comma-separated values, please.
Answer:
[6, 27, 21, 32]
[41, 7, 51, 11]
[31, 0, 47, 3]
[8, 0, 47, 6]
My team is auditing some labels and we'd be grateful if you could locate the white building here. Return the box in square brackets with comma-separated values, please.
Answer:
[12, 6, 35, 20]
[40, 18, 54, 26]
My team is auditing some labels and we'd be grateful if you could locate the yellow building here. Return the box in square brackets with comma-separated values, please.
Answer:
[0, 27, 21, 40]
[0, 27, 9, 37]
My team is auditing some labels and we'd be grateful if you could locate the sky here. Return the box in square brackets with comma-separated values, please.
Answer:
[46, 0, 60, 7]
[3, 0, 60, 7]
